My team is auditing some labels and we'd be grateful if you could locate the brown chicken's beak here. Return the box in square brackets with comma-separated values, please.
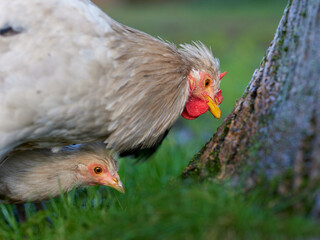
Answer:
[108, 178, 125, 193]
[205, 95, 221, 120]
[114, 180, 125, 193]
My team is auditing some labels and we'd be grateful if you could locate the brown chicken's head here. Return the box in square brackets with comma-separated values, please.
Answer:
[181, 70, 226, 120]
[76, 157, 125, 193]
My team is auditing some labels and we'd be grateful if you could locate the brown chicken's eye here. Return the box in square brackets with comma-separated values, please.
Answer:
[94, 167, 103, 174]
[204, 79, 211, 87]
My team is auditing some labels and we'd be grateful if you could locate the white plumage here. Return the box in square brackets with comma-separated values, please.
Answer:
[0, 0, 224, 160]
[0, 0, 118, 158]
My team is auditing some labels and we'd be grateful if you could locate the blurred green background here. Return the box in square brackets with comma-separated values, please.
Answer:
[3, 1, 319, 239]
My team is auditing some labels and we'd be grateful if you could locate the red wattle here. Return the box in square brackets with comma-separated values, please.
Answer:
[215, 90, 223, 105]
[181, 109, 196, 120]
[181, 96, 209, 120]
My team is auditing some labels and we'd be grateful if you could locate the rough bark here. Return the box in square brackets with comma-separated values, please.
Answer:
[183, 0, 320, 217]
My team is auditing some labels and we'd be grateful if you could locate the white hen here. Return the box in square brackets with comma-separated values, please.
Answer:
[0, 0, 225, 160]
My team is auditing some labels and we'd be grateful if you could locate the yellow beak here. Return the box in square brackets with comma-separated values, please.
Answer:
[205, 95, 221, 120]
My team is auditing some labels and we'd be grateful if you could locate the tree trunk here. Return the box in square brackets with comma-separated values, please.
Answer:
[183, 0, 320, 217]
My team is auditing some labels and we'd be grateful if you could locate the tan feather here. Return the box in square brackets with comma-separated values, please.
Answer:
[0, 143, 122, 203]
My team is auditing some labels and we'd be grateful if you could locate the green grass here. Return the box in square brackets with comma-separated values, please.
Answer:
[1, 140, 319, 239]
[2, 1, 319, 239]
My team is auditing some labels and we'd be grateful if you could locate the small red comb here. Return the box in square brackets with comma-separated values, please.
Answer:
[219, 71, 227, 80]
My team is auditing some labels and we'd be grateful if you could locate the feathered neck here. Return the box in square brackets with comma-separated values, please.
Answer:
[102, 18, 220, 153]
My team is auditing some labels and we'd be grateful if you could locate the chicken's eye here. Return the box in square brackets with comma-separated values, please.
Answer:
[94, 167, 103, 174]
[204, 79, 211, 87]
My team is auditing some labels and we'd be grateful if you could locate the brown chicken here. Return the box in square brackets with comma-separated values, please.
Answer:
[0, 143, 124, 204]
[0, 0, 226, 160]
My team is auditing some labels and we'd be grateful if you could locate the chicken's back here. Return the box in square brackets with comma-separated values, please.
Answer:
[0, 0, 116, 158]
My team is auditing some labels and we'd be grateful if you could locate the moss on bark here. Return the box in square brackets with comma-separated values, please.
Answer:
[183, 0, 320, 218]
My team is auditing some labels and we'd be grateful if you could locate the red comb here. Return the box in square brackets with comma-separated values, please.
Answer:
[219, 71, 227, 80]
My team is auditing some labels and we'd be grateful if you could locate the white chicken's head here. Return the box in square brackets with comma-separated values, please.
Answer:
[178, 42, 227, 120]
[181, 70, 226, 120]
